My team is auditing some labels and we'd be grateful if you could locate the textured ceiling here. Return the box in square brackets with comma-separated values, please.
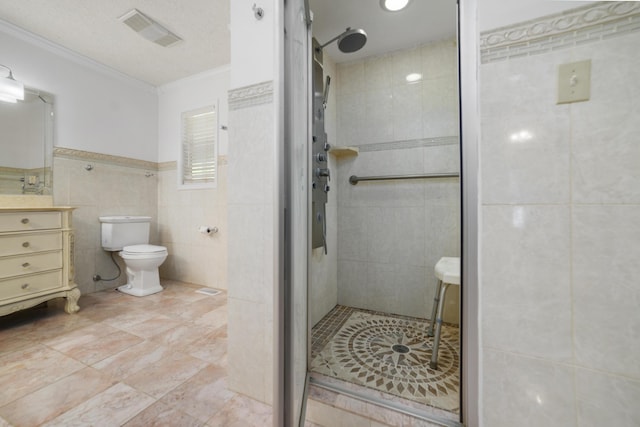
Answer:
[0, 0, 229, 86]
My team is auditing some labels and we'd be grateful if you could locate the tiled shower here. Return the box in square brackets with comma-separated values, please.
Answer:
[312, 38, 461, 325]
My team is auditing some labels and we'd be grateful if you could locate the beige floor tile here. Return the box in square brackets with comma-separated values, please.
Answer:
[0, 281, 276, 427]
[193, 306, 227, 329]
[124, 315, 185, 339]
[92, 340, 174, 380]
[150, 322, 213, 349]
[184, 334, 228, 366]
[101, 309, 159, 330]
[123, 350, 209, 399]
[161, 364, 233, 423]
[174, 296, 227, 321]
[55, 329, 144, 365]
[42, 382, 155, 427]
[43, 322, 120, 352]
[123, 400, 204, 427]
[206, 394, 273, 427]
[0, 367, 115, 426]
[0, 344, 85, 407]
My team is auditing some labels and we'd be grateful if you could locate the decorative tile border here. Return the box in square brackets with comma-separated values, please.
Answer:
[54, 147, 158, 170]
[481, 1, 640, 63]
[55, 149, 228, 172]
[228, 81, 274, 110]
[357, 136, 459, 153]
[157, 161, 177, 171]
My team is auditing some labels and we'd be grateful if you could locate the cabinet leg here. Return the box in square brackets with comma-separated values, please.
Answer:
[64, 288, 81, 314]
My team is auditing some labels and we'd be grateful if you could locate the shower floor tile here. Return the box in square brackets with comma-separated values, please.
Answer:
[311, 306, 460, 413]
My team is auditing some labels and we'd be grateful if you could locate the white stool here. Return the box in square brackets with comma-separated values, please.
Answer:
[427, 257, 460, 369]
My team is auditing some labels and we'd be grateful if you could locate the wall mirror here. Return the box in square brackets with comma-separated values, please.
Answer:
[0, 88, 54, 195]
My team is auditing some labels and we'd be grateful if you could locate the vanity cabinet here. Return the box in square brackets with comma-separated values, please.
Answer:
[0, 207, 80, 316]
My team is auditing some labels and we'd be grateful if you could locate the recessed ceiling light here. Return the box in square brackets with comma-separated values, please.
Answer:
[380, 0, 411, 12]
[406, 73, 422, 83]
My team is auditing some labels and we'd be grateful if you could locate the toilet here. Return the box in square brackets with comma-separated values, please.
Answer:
[99, 215, 168, 297]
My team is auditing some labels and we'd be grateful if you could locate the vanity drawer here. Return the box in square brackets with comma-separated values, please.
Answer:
[0, 270, 63, 302]
[0, 212, 62, 233]
[0, 251, 62, 279]
[0, 232, 62, 257]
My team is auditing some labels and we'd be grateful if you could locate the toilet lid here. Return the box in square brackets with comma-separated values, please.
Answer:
[122, 244, 167, 254]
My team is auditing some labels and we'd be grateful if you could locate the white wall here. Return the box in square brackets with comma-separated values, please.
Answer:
[157, 66, 230, 161]
[229, 0, 277, 89]
[0, 24, 158, 162]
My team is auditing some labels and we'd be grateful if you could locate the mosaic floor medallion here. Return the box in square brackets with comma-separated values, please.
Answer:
[311, 310, 460, 411]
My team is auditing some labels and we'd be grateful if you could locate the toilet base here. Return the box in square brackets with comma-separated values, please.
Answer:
[117, 283, 163, 297]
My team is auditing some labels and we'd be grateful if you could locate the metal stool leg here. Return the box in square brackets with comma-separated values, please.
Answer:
[430, 282, 450, 370]
[427, 279, 443, 337]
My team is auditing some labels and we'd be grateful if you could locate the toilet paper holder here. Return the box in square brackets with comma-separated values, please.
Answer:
[198, 226, 219, 235]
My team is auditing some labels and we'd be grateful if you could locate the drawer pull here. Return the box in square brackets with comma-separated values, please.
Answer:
[22, 262, 31, 268]
[21, 283, 29, 290]
[21, 218, 30, 224]
[22, 242, 30, 248]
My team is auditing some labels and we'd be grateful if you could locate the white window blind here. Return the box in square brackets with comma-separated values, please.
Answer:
[181, 105, 217, 187]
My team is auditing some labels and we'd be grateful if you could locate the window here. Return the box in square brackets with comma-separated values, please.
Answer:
[180, 104, 217, 188]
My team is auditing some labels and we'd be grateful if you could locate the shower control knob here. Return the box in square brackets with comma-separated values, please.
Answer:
[316, 153, 327, 162]
[316, 168, 330, 180]
[324, 142, 331, 151]
[323, 184, 330, 193]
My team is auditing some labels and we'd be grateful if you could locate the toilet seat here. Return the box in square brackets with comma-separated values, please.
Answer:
[120, 244, 168, 259]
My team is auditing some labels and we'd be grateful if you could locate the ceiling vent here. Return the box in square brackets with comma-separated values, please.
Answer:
[119, 9, 182, 47]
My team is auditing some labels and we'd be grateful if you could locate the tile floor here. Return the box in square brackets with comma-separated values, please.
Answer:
[0, 281, 272, 427]
[311, 306, 460, 413]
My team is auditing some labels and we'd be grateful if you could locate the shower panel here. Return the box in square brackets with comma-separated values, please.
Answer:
[311, 38, 330, 252]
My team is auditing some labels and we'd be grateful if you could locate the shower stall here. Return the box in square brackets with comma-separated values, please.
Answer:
[303, 0, 462, 423]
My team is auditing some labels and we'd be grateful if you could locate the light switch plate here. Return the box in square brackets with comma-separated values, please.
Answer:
[557, 59, 591, 104]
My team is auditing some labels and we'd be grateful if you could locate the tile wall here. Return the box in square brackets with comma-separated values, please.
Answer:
[334, 39, 461, 321]
[479, 3, 640, 426]
[52, 147, 228, 297]
[52, 149, 158, 295]
[157, 160, 228, 290]
[226, 81, 276, 405]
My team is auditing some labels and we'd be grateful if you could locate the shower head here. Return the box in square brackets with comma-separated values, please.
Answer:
[317, 27, 368, 53]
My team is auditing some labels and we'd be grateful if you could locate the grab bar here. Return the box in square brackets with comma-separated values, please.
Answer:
[349, 172, 459, 185]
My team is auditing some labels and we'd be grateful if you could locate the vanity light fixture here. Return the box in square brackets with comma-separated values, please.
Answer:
[0, 65, 24, 103]
[380, 0, 411, 12]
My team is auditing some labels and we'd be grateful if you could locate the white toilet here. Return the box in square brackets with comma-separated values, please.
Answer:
[99, 216, 168, 297]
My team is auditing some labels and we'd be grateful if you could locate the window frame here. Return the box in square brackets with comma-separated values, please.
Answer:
[178, 103, 218, 190]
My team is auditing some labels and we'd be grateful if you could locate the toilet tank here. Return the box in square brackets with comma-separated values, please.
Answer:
[99, 216, 151, 251]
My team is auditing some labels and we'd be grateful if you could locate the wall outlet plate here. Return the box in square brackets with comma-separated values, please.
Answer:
[557, 59, 591, 104]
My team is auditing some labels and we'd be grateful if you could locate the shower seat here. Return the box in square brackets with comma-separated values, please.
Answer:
[427, 256, 460, 369]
